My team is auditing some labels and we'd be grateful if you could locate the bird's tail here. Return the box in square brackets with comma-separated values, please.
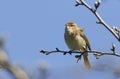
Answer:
[83, 52, 91, 69]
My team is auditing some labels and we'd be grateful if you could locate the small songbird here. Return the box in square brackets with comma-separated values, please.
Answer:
[64, 22, 91, 69]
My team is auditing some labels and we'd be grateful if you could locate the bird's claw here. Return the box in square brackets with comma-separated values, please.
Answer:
[75, 55, 82, 63]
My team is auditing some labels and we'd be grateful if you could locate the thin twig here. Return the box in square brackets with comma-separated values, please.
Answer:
[40, 48, 120, 59]
[77, 0, 120, 41]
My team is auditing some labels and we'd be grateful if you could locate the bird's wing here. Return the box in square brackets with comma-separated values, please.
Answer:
[79, 29, 91, 51]
[79, 27, 84, 32]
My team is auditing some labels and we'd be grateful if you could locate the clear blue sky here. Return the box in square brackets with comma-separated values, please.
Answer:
[0, 0, 120, 79]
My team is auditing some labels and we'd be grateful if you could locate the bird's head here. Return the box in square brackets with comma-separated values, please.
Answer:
[65, 22, 78, 34]
[66, 22, 78, 29]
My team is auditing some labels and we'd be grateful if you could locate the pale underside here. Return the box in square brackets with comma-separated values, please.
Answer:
[65, 34, 86, 50]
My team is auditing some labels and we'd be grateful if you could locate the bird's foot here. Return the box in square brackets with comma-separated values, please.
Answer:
[75, 55, 82, 63]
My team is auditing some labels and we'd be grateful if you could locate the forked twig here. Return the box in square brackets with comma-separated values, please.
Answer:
[76, 0, 120, 41]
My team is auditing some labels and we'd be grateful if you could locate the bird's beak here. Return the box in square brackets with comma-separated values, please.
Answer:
[67, 26, 73, 30]
[66, 26, 71, 31]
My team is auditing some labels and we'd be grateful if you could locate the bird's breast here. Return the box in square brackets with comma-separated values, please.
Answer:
[65, 34, 86, 50]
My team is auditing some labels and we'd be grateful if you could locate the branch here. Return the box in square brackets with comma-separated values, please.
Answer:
[40, 48, 120, 57]
[76, 0, 120, 41]
[40, 46, 120, 62]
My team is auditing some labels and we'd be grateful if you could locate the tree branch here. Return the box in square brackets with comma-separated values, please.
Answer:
[76, 0, 120, 41]
[40, 47, 120, 61]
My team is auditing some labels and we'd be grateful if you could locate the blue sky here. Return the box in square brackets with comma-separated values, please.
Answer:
[0, 0, 120, 79]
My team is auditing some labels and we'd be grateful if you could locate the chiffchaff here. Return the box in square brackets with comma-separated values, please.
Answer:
[64, 22, 91, 69]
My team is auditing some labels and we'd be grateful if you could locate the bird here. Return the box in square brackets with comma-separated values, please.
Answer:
[64, 22, 91, 69]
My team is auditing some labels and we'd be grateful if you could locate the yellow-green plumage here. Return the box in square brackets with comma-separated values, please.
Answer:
[64, 22, 91, 69]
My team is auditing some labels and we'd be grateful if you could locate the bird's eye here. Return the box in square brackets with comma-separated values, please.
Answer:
[67, 25, 74, 29]
[70, 25, 74, 28]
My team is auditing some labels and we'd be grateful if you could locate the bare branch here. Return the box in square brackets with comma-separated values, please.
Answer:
[76, 0, 120, 41]
[40, 48, 120, 61]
